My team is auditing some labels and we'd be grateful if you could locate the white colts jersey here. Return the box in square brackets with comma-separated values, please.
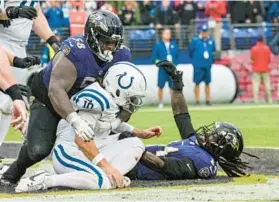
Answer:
[0, 0, 39, 57]
[56, 82, 119, 146]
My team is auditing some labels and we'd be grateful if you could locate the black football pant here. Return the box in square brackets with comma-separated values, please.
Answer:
[2, 72, 61, 183]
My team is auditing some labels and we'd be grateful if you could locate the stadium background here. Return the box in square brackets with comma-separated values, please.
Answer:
[28, 0, 279, 103]
[1, 1, 279, 200]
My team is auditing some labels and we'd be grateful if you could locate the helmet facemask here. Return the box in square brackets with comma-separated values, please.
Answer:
[121, 95, 145, 113]
[86, 28, 123, 62]
[196, 122, 241, 160]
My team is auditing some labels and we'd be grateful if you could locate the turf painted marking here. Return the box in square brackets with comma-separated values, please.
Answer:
[139, 104, 279, 112]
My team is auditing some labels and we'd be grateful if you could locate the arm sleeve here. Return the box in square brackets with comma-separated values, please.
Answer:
[174, 113, 195, 140]
[188, 39, 195, 58]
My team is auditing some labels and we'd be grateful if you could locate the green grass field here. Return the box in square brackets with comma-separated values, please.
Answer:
[6, 104, 279, 147]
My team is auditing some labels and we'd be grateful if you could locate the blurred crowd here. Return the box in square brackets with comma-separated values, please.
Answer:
[40, 0, 279, 30]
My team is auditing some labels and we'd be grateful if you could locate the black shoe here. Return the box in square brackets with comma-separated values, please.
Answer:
[195, 101, 200, 105]
[206, 101, 211, 106]
[0, 178, 16, 193]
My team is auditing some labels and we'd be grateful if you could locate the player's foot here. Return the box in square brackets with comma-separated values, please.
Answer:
[0, 178, 16, 193]
[158, 103, 164, 109]
[15, 170, 49, 193]
[195, 101, 200, 105]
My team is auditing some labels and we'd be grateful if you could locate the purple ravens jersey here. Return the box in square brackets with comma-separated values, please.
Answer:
[137, 135, 217, 179]
[42, 35, 131, 97]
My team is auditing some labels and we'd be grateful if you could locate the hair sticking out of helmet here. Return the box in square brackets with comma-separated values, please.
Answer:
[84, 10, 123, 62]
[196, 122, 259, 177]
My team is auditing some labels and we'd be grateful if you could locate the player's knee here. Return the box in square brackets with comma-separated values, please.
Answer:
[27, 144, 52, 162]
[101, 176, 112, 190]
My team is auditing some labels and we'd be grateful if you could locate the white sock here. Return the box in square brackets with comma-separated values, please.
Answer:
[45, 171, 111, 190]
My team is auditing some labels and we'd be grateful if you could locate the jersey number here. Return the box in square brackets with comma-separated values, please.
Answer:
[83, 99, 94, 110]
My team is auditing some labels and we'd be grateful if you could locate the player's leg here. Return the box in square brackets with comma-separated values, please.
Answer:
[1, 99, 60, 186]
[51, 144, 112, 190]
[99, 134, 145, 175]
[193, 68, 203, 105]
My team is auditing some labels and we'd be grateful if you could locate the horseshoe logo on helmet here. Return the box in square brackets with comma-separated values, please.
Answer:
[117, 72, 134, 89]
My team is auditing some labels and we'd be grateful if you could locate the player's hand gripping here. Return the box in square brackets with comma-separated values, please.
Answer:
[13, 56, 41, 69]
[10, 100, 27, 131]
[66, 112, 94, 141]
[136, 126, 163, 139]
[6, 6, 37, 20]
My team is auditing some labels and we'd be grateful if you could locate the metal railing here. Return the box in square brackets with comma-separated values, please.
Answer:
[26, 21, 279, 56]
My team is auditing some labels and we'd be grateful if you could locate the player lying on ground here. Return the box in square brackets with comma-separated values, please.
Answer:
[127, 60, 258, 180]
[0, 46, 40, 142]
[15, 62, 162, 192]
[0, 10, 133, 193]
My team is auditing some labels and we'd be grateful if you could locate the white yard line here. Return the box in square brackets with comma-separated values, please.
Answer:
[139, 104, 279, 112]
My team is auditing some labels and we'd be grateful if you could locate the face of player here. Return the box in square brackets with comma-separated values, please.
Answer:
[98, 35, 117, 53]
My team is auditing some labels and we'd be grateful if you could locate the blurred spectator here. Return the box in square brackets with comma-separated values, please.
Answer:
[250, 36, 272, 103]
[70, 0, 85, 10]
[138, 0, 155, 26]
[245, 0, 262, 23]
[189, 25, 215, 105]
[152, 28, 179, 108]
[41, 30, 61, 67]
[100, 3, 117, 14]
[205, 0, 226, 52]
[154, 0, 179, 29]
[267, 2, 279, 23]
[60, 1, 70, 28]
[44, 1, 66, 29]
[227, 1, 247, 23]
[175, 0, 197, 25]
[85, 1, 97, 14]
[119, 1, 140, 26]
[195, 0, 206, 19]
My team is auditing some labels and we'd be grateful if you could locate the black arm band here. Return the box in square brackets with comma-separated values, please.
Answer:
[46, 35, 59, 46]
[5, 84, 23, 101]
[13, 56, 24, 68]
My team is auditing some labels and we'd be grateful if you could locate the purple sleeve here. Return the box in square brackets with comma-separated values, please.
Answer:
[60, 37, 86, 78]
[115, 46, 132, 62]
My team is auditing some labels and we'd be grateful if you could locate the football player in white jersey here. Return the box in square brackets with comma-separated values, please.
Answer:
[16, 62, 162, 192]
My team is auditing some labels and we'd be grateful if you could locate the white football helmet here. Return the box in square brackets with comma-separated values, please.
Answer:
[103, 62, 147, 113]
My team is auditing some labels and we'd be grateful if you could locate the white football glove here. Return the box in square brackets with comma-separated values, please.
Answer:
[66, 112, 94, 141]
[95, 118, 121, 133]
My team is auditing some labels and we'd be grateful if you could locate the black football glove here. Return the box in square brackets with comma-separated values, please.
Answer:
[6, 6, 37, 20]
[0, 19, 11, 28]
[156, 60, 184, 91]
[17, 84, 32, 98]
[13, 56, 41, 69]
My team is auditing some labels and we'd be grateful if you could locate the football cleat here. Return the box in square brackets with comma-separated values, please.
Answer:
[15, 170, 49, 193]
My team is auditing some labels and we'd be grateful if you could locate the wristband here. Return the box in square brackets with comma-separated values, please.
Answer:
[5, 84, 23, 101]
[46, 35, 59, 46]
[13, 56, 24, 68]
[92, 153, 105, 165]
[66, 112, 78, 124]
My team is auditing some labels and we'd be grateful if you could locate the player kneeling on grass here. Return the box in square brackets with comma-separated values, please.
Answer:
[15, 62, 162, 192]
[126, 60, 258, 180]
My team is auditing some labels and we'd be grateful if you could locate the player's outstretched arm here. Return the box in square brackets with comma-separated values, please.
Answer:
[156, 60, 195, 139]
[33, 5, 60, 51]
[75, 136, 125, 188]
